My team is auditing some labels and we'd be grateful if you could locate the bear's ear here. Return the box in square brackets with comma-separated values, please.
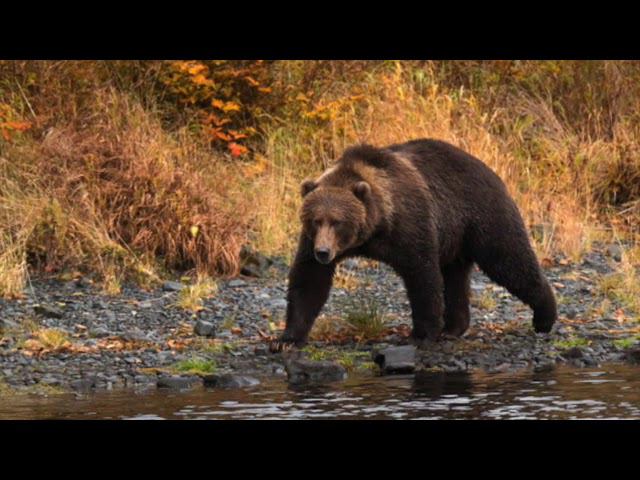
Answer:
[352, 181, 371, 201]
[301, 179, 318, 197]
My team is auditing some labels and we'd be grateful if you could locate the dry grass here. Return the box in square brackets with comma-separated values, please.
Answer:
[472, 288, 498, 311]
[174, 276, 217, 312]
[0, 87, 249, 295]
[2, 61, 640, 299]
[34, 328, 71, 350]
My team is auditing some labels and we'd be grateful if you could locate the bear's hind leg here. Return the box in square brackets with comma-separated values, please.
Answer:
[442, 260, 473, 337]
[474, 242, 557, 333]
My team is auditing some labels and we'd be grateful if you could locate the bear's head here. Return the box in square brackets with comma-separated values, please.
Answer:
[299, 176, 374, 264]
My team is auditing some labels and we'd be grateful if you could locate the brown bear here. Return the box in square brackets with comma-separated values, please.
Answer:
[274, 139, 557, 348]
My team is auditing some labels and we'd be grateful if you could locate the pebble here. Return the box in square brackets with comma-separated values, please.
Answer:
[162, 281, 185, 292]
[194, 320, 216, 337]
[34, 304, 64, 319]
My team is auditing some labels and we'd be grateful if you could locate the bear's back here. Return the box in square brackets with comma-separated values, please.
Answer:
[386, 138, 509, 200]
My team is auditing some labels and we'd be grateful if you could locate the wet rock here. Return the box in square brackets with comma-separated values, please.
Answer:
[162, 281, 184, 292]
[373, 345, 416, 374]
[194, 320, 216, 337]
[157, 375, 202, 390]
[534, 360, 556, 373]
[71, 376, 97, 392]
[624, 348, 640, 365]
[203, 374, 260, 388]
[284, 358, 347, 385]
[34, 304, 64, 319]
[563, 347, 584, 359]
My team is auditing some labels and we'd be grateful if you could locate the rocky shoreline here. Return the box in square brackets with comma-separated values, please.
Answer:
[1, 244, 639, 395]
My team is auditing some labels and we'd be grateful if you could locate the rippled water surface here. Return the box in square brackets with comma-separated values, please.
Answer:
[2, 364, 639, 419]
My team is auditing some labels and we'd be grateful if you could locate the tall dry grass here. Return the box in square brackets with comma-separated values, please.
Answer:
[0, 87, 248, 296]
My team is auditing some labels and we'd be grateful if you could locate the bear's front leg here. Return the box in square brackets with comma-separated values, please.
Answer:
[399, 263, 445, 346]
[272, 237, 336, 351]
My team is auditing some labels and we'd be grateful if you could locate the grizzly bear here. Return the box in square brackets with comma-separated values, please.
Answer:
[274, 139, 557, 348]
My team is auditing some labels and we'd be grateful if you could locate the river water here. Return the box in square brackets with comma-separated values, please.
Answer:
[1, 364, 639, 419]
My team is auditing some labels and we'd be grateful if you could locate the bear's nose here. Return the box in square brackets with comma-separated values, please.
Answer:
[314, 248, 332, 264]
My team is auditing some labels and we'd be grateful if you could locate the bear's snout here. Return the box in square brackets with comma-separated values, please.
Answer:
[314, 247, 332, 264]
[314, 225, 337, 264]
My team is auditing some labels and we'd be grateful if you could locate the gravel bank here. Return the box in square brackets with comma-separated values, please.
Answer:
[1, 243, 639, 394]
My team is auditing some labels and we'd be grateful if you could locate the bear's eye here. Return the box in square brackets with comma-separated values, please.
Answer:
[330, 219, 342, 227]
[312, 219, 322, 228]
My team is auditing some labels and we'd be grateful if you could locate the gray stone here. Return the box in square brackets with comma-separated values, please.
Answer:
[203, 374, 260, 388]
[34, 304, 64, 319]
[0, 318, 18, 332]
[565, 308, 578, 320]
[162, 281, 185, 292]
[39, 375, 61, 386]
[122, 329, 147, 342]
[194, 320, 216, 337]
[269, 298, 287, 309]
[606, 244, 623, 262]
[228, 279, 246, 288]
[157, 375, 202, 390]
[373, 345, 416, 374]
[240, 246, 272, 278]
[240, 264, 262, 278]
[90, 327, 111, 338]
[284, 358, 347, 385]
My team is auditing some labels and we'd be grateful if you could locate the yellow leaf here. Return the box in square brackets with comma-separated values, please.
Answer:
[190, 225, 199, 238]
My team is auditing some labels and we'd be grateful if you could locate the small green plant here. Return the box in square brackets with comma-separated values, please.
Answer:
[342, 297, 388, 340]
[302, 345, 372, 372]
[193, 339, 237, 355]
[553, 337, 590, 349]
[172, 356, 216, 375]
[613, 336, 640, 349]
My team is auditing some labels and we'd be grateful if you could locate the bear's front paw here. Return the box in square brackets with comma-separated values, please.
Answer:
[408, 332, 438, 350]
[268, 333, 305, 353]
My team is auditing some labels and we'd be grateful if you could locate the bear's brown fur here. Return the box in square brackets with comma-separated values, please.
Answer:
[276, 139, 557, 348]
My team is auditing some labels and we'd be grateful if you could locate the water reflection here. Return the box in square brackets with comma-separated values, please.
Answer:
[1, 364, 639, 419]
